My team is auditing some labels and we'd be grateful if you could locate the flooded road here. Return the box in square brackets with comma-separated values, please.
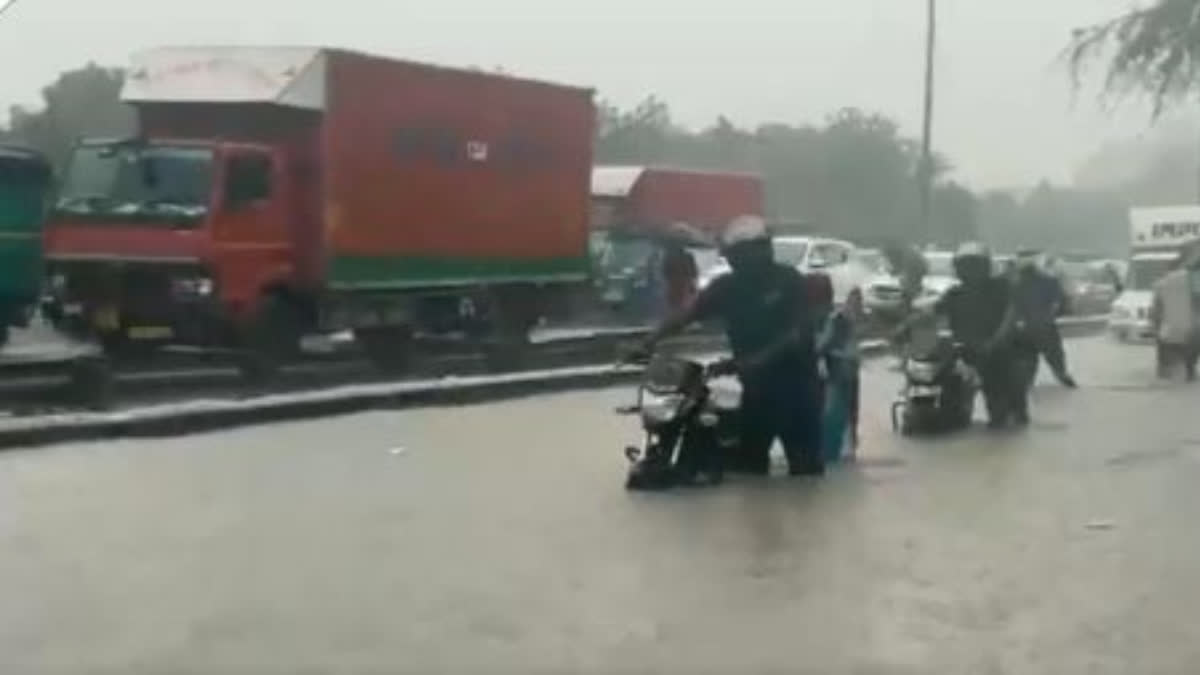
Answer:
[1, 336, 1198, 673]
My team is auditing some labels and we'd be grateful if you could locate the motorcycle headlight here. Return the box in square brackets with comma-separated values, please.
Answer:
[641, 392, 685, 424]
[906, 360, 938, 383]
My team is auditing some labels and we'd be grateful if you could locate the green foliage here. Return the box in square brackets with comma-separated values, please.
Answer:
[1068, 0, 1200, 115]
[596, 97, 975, 246]
[0, 63, 1126, 254]
[4, 63, 134, 169]
[978, 183, 1127, 256]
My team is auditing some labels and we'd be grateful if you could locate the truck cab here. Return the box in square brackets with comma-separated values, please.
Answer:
[0, 145, 53, 346]
[44, 137, 301, 353]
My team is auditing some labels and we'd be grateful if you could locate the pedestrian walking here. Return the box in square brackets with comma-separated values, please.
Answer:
[1151, 246, 1200, 380]
[1012, 249, 1078, 389]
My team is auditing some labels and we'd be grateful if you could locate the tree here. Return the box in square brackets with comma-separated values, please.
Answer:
[4, 63, 134, 169]
[1068, 0, 1200, 114]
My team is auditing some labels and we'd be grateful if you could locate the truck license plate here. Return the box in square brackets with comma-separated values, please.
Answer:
[93, 306, 120, 332]
[910, 385, 941, 397]
[128, 326, 173, 340]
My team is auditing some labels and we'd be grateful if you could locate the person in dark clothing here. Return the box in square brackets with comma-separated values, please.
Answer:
[635, 215, 824, 476]
[896, 242, 1024, 428]
[1011, 250, 1077, 389]
[661, 242, 699, 314]
[883, 242, 929, 315]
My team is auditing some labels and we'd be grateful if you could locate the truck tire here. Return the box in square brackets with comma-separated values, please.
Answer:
[99, 332, 158, 361]
[237, 294, 301, 383]
[68, 356, 113, 410]
[355, 326, 413, 373]
[481, 289, 536, 372]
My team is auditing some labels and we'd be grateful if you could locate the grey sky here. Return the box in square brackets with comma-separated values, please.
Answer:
[0, 0, 1150, 189]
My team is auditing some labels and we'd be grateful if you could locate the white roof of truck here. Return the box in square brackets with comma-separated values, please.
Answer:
[591, 166, 645, 198]
[121, 46, 328, 110]
[1130, 205, 1200, 250]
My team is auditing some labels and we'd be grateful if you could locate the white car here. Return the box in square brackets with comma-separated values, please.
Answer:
[1109, 251, 1175, 342]
[863, 249, 959, 316]
[700, 236, 873, 306]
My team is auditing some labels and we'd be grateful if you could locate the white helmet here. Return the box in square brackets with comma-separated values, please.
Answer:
[720, 215, 769, 249]
[954, 241, 990, 260]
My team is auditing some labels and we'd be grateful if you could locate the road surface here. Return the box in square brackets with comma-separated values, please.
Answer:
[2, 336, 1199, 673]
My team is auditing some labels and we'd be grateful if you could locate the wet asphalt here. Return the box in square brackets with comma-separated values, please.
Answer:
[1, 335, 1199, 673]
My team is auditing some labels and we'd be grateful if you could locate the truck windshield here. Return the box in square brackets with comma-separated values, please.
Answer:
[1129, 257, 1175, 291]
[55, 144, 214, 226]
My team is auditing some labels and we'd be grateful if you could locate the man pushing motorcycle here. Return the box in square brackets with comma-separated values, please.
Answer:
[631, 215, 825, 477]
[894, 242, 1027, 429]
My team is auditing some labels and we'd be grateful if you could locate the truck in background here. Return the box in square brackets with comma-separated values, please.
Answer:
[43, 46, 595, 375]
[0, 145, 52, 347]
[588, 166, 763, 318]
[1109, 205, 1200, 341]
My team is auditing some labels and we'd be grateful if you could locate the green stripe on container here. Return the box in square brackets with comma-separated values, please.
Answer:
[329, 255, 589, 289]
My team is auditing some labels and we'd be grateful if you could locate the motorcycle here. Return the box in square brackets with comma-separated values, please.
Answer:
[891, 327, 979, 436]
[619, 353, 741, 490]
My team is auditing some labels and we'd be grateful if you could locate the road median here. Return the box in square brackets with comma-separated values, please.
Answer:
[0, 315, 1107, 451]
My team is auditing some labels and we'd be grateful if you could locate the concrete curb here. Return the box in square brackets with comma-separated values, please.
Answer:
[0, 317, 1105, 451]
[0, 365, 651, 450]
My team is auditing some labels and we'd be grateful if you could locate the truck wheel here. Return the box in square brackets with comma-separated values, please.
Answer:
[69, 356, 113, 410]
[482, 332, 530, 373]
[355, 326, 413, 373]
[99, 332, 158, 362]
[481, 288, 536, 372]
[238, 295, 300, 383]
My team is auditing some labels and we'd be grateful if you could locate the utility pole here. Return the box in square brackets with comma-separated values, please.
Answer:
[918, 0, 937, 244]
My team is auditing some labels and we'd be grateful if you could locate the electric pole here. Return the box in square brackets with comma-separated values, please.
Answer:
[918, 0, 937, 245]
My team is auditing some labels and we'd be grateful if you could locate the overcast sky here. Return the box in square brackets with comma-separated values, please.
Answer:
[0, 0, 1154, 189]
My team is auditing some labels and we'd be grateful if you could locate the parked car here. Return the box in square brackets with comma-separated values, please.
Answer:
[1055, 259, 1121, 316]
[863, 248, 970, 318]
[701, 235, 872, 306]
[915, 250, 959, 310]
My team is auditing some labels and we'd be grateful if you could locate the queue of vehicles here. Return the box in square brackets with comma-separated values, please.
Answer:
[0, 44, 1137, 386]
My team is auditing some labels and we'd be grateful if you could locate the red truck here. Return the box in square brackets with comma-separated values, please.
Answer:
[588, 166, 764, 315]
[44, 46, 595, 374]
[590, 166, 764, 239]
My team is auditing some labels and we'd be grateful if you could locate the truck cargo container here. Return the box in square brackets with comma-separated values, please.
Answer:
[588, 166, 763, 317]
[590, 166, 763, 240]
[0, 145, 52, 347]
[43, 46, 595, 374]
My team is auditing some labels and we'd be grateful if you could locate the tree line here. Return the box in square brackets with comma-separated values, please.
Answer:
[0, 62, 1143, 255]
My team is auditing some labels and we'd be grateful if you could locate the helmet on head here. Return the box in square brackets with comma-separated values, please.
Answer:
[953, 241, 992, 282]
[1016, 248, 1041, 271]
[720, 215, 769, 251]
[720, 215, 773, 278]
[954, 241, 990, 261]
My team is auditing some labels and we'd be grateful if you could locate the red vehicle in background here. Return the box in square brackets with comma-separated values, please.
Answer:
[588, 166, 764, 317]
[43, 46, 595, 375]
